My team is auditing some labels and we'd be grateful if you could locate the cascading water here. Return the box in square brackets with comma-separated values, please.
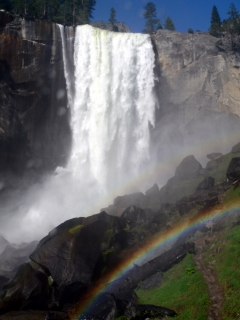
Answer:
[0, 25, 157, 242]
[64, 25, 157, 192]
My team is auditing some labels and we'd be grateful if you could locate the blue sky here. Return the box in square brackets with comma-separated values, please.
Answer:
[92, 0, 240, 33]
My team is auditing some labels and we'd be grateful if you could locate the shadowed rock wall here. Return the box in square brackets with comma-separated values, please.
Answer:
[0, 12, 71, 174]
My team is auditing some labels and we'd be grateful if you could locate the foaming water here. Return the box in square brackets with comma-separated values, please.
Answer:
[69, 25, 156, 190]
[0, 25, 157, 242]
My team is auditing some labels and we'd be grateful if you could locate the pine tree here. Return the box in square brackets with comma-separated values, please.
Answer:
[227, 3, 240, 31]
[109, 7, 116, 25]
[209, 5, 221, 36]
[142, 2, 161, 34]
[165, 16, 175, 31]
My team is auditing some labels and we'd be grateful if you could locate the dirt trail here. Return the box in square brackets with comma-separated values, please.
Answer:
[194, 251, 224, 320]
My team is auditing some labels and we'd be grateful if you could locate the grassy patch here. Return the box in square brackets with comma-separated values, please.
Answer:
[102, 248, 115, 261]
[69, 224, 83, 234]
[204, 225, 240, 319]
[135, 254, 209, 320]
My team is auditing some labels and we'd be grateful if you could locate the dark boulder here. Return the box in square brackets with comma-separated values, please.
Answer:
[134, 304, 177, 319]
[150, 211, 168, 228]
[145, 183, 160, 197]
[175, 155, 202, 178]
[0, 263, 49, 313]
[30, 212, 127, 305]
[121, 206, 147, 227]
[226, 157, 240, 180]
[109, 242, 195, 293]
[79, 293, 117, 320]
[0, 276, 8, 290]
[231, 142, 240, 154]
[114, 192, 148, 210]
[196, 176, 215, 191]
[0, 240, 38, 278]
[206, 153, 223, 160]
[137, 272, 162, 290]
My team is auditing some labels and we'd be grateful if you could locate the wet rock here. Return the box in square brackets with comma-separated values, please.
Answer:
[90, 21, 131, 33]
[114, 192, 148, 210]
[206, 160, 218, 170]
[207, 153, 223, 160]
[79, 293, 117, 320]
[175, 155, 202, 178]
[0, 13, 71, 172]
[226, 157, 240, 180]
[0, 263, 49, 313]
[30, 212, 126, 305]
[231, 142, 240, 153]
[150, 211, 168, 228]
[121, 206, 147, 227]
[145, 183, 160, 197]
[0, 241, 38, 278]
[137, 272, 162, 290]
[134, 304, 177, 319]
[0, 276, 8, 290]
[196, 176, 215, 191]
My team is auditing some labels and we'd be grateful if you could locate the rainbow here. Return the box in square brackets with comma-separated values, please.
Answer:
[70, 199, 240, 319]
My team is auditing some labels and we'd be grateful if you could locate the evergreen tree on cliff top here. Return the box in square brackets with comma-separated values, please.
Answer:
[108, 7, 118, 31]
[227, 3, 240, 32]
[142, 2, 162, 34]
[109, 7, 116, 25]
[209, 5, 221, 36]
[165, 16, 175, 31]
[1, 0, 96, 25]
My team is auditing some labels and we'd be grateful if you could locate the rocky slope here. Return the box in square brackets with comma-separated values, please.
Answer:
[0, 142, 239, 319]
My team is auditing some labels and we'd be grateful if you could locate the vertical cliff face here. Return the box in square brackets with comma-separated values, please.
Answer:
[0, 13, 71, 174]
[151, 30, 240, 169]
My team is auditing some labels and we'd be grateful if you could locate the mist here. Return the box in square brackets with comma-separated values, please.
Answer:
[0, 25, 240, 244]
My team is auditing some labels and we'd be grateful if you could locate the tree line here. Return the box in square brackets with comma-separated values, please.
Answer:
[209, 2, 240, 36]
[0, 0, 96, 25]
[142, 2, 175, 34]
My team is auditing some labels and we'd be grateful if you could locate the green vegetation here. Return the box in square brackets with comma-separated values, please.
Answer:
[0, 0, 96, 25]
[165, 16, 175, 31]
[209, 2, 240, 37]
[142, 2, 162, 34]
[102, 248, 115, 261]
[136, 254, 210, 320]
[202, 224, 240, 319]
[69, 224, 83, 234]
[109, 7, 116, 25]
[209, 5, 221, 36]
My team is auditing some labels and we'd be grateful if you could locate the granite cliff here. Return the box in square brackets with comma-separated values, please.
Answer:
[0, 12, 71, 175]
[1, 14, 240, 177]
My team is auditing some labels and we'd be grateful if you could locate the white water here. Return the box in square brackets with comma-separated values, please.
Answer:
[0, 25, 157, 242]
[69, 25, 156, 191]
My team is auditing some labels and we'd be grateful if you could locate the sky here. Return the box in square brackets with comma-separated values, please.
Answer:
[92, 0, 240, 33]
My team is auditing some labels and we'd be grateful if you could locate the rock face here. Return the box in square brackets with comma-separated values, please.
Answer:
[226, 157, 240, 180]
[90, 21, 131, 33]
[151, 30, 240, 169]
[0, 12, 71, 173]
[159, 155, 204, 203]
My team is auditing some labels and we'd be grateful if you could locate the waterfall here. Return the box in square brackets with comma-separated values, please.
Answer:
[0, 25, 157, 242]
[64, 25, 157, 192]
